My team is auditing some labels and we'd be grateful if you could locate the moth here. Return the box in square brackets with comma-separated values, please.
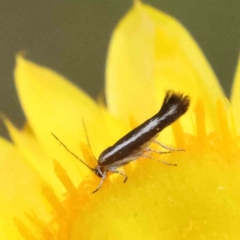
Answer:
[52, 91, 190, 193]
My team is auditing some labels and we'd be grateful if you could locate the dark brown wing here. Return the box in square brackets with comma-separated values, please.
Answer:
[98, 91, 190, 165]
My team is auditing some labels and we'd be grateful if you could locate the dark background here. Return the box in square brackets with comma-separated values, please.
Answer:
[0, 0, 239, 139]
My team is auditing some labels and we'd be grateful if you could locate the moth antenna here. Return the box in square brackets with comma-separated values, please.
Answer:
[51, 132, 95, 171]
[81, 118, 92, 150]
[81, 118, 97, 162]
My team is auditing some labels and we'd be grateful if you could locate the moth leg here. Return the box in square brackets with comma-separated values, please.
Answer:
[92, 173, 106, 194]
[140, 154, 177, 166]
[144, 148, 172, 155]
[109, 169, 128, 183]
[153, 140, 184, 152]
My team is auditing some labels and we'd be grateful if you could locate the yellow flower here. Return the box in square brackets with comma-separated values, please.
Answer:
[1, 1, 240, 239]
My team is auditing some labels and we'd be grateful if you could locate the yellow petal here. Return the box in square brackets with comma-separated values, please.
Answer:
[4, 118, 73, 195]
[15, 54, 126, 163]
[0, 137, 51, 240]
[231, 56, 240, 133]
[106, 2, 224, 133]
[106, 2, 157, 124]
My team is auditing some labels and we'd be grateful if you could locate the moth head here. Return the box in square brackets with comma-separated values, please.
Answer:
[94, 166, 105, 178]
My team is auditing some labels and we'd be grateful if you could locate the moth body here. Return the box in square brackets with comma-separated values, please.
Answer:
[52, 90, 190, 193]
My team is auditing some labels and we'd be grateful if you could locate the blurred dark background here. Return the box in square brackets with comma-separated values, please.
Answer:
[0, 0, 239, 139]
